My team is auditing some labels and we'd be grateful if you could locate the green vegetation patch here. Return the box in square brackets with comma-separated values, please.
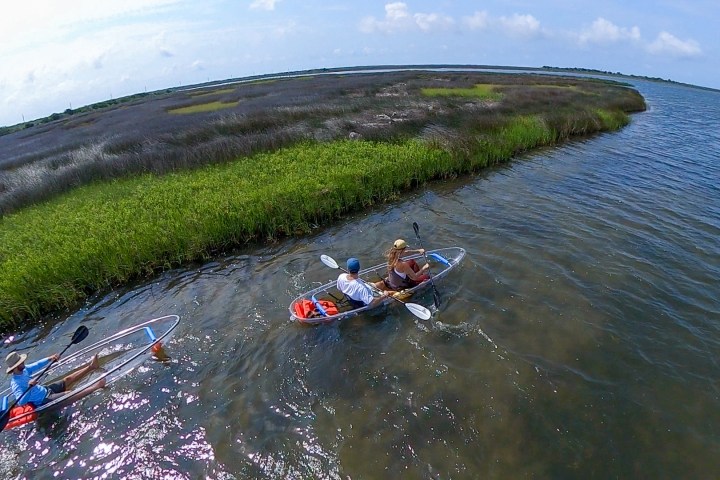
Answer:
[169, 100, 239, 114]
[0, 107, 629, 329]
[0, 72, 646, 329]
[421, 83, 503, 100]
[525, 84, 579, 90]
[245, 79, 277, 86]
[189, 88, 236, 97]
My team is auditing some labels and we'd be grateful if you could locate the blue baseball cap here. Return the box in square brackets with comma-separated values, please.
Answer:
[347, 257, 360, 273]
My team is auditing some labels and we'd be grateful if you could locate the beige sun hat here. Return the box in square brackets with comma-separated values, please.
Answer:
[6, 351, 27, 374]
[393, 239, 408, 250]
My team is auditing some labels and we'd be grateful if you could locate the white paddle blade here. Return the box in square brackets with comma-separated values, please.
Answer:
[320, 254, 339, 270]
[405, 302, 432, 320]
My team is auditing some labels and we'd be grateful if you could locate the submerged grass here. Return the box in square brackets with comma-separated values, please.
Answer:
[0, 107, 630, 330]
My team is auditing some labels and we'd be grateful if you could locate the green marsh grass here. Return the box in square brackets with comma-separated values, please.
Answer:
[169, 100, 239, 114]
[421, 83, 503, 100]
[0, 107, 629, 329]
[0, 71, 647, 329]
[1, 73, 645, 217]
[189, 88, 236, 97]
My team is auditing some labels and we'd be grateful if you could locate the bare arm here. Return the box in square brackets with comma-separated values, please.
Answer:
[369, 290, 390, 307]
[399, 261, 429, 281]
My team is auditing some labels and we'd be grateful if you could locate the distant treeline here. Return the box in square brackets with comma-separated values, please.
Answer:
[542, 66, 720, 92]
[0, 89, 173, 136]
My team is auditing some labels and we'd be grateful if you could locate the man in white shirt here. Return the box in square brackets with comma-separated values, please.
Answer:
[336, 257, 393, 309]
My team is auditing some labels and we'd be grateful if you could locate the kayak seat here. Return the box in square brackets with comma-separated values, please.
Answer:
[344, 294, 366, 310]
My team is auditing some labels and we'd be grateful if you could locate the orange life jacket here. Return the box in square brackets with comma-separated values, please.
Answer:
[293, 299, 339, 321]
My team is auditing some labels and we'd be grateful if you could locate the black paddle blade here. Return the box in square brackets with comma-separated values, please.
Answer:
[433, 288, 441, 308]
[0, 411, 10, 431]
[71, 326, 89, 344]
[413, 222, 420, 236]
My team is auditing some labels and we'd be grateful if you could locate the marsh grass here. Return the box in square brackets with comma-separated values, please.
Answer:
[0, 71, 647, 329]
[168, 100, 240, 114]
[189, 88, 236, 97]
[2, 72, 645, 217]
[421, 84, 503, 100]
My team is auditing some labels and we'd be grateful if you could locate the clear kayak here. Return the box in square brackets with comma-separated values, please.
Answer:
[289, 247, 465, 325]
[1, 314, 180, 430]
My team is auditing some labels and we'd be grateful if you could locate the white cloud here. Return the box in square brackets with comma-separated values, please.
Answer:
[250, 0, 280, 11]
[92, 54, 105, 69]
[0, 19, 195, 123]
[578, 18, 640, 45]
[462, 10, 543, 37]
[0, 0, 182, 54]
[275, 21, 299, 36]
[463, 11, 489, 30]
[153, 31, 176, 57]
[366, 6, 539, 37]
[360, 2, 453, 34]
[647, 31, 701, 57]
[414, 13, 454, 32]
[385, 2, 409, 22]
[498, 14, 541, 37]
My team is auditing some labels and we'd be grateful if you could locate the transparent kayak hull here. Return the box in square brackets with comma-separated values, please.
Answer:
[1, 314, 180, 429]
[289, 247, 465, 324]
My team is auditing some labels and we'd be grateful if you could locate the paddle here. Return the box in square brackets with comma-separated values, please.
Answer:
[0, 325, 89, 431]
[320, 254, 432, 320]
[412, 222, 441, 308]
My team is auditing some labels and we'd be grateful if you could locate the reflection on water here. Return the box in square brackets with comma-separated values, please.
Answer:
[1, 80, 719, 479]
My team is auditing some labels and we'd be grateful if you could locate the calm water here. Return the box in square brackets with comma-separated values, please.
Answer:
[1, 79, 719, 479]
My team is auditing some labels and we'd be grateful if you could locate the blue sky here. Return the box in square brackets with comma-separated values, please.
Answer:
[1, 0, 716, 127]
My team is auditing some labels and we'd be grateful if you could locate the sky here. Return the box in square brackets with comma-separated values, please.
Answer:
[1, 0, 717, 127]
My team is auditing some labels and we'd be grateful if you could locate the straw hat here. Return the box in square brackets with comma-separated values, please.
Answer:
[6, 351, 27, 374]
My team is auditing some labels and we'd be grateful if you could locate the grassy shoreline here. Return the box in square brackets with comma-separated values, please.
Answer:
[0, 72, 645, 331]
[1, 112, 629, 330]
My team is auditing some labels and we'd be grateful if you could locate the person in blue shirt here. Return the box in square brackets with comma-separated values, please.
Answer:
[6, 350, 103, 407]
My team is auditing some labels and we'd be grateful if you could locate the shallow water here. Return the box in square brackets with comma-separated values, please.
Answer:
[1, 79, 719, 479]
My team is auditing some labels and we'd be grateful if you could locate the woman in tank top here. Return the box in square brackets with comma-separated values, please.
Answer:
[384, 238, 430, 290]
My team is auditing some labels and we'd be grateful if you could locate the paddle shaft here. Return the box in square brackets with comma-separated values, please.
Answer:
[412, 222, 441, 307]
